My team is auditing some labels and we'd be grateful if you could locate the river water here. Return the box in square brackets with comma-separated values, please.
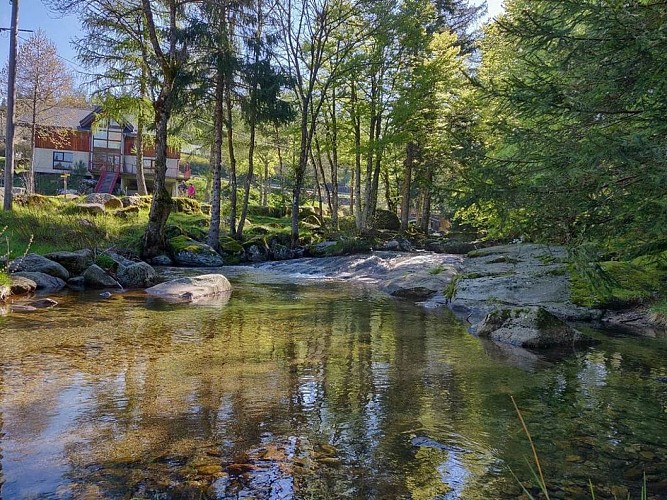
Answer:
[0, 265, 665, 499]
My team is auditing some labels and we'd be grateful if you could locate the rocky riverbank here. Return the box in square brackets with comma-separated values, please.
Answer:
[3, 243, 663, 347]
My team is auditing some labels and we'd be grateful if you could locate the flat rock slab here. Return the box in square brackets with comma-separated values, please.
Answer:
[450, 244, 600, 323]
[145, 274, 232, 302]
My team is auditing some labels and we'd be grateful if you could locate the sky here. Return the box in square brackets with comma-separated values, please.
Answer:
[1, 0, 506, 77]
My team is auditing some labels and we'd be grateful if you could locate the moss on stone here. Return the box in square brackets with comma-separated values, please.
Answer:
[169, 235, 209, 254]
[219, 236, 243, 254]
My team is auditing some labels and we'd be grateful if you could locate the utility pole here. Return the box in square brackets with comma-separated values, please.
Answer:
[3, 0, 19, 211]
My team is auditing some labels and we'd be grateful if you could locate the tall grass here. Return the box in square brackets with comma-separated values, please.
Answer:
[0, 203, 148, 257]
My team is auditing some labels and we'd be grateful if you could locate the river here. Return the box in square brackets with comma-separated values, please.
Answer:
[0, 264, 665, 499]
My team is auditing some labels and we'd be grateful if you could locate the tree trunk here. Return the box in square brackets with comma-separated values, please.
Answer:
[400, 142, 416, 233]
[349, 165, 355, 217]
[383, 169, 395, 213]
[135, 66, 149, 195]
[207, 72, 224, 250]
[225, 83, 238, 236]
[369, 111, 382, 222]
[262, 156, 269, 207]
[141, 99, 173, 259]
[236, 119, 255, 238]
[350, 82, 362, 229]
[326, 87, 339, 228]
[291, 102, 310, 247]
[420, 162, 433, 234]
[313, 134, 332, 215]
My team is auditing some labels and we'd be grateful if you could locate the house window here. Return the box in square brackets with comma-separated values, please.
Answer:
[53, 151, 74, 170]
[143, 158, 155, 171]
[93, 121, 123, 150]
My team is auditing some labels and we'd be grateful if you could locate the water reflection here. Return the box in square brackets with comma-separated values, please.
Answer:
[0, 280, 665, 498]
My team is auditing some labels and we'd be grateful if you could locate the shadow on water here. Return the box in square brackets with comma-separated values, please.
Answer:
[0, 274, 665, 498]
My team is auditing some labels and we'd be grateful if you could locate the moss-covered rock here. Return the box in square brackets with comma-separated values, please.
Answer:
[84, 193, 123, 210]
[113, 205, 140, 218]
[476, 306, 595, 348]
[371, 209, 400, 231]
[168, 235, 224, 267]
[247, 205, 288, 218]
[172, 197, 202, 214]
[13, 194, 53, 208]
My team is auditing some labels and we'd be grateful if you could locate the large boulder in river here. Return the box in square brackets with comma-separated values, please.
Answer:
[83, 264, 122, 289]
[12, 271, 66, 292]
[169, 236, 225, 267]
[145, 274, 232, 302]
[44, 249, 94, 276]
[475, 306, 595, 348]
[116, 261, 157, 288]
[9, 253, 69, 281]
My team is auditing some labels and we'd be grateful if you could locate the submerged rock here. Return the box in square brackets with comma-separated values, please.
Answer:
[145, 274, 232, 302]
[150, 255, 174, 266]
[474, 306, 595, 348]
[9, 253, 70, 281]
[28, 298, 58, 309]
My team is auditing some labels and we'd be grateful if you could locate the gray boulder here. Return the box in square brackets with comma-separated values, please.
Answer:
[12, 271, 66, 292]
[270, 242, 292, 261]
[150, 255, 174, 266]
[44, 249, 94, 276]
[85, 193, 123, 209]
[168, 236, 225, 267]
[145, 274, 232, 302]
[83, 264, 122, 289]
[9, 253, 70, 281]
[116, 261, 157, 288]
[67, 276, 86, 289]
[245, 243, 269, 263]
[475, 306, 595, 348]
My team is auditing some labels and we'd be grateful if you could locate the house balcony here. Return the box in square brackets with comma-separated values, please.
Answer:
[97, 160, 191, 180]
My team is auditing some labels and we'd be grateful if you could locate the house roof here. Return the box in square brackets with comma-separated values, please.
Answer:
[18, 106, 134, 133]
[17, 106, 97, 129]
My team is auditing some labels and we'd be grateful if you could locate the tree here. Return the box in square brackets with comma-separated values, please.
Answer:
[467, 0, 667, 256]
[4, 30, 77, 194]
[236, 0, 294, 239]
[61, 0, 195, 258]
[277, 0, 365, 247]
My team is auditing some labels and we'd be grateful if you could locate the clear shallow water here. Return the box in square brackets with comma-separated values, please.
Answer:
[0, 271, 666, 499]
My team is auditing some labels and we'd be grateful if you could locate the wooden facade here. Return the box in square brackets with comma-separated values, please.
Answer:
[35, 128, 90, 152]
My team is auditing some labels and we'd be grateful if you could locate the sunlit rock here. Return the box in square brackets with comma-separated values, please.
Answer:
[145, 274, 232, 302]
